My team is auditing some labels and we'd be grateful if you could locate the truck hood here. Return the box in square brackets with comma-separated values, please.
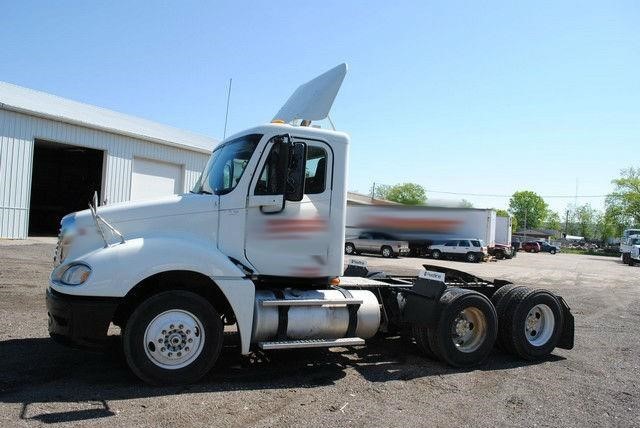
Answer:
[69, 193, 218, 228]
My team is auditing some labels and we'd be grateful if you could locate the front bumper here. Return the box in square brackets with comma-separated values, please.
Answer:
[46, 287, 121, 349]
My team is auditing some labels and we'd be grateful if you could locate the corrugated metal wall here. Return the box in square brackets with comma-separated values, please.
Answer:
[0, 109, 210, 239]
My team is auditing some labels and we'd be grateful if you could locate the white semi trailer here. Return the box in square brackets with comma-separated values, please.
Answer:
[46, 65, 573, 385]
[347, 206, 513, 258]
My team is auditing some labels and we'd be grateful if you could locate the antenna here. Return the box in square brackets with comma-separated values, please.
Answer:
[223, 78, 232, 140]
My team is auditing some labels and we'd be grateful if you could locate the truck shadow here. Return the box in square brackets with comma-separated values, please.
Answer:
[0, 335, 564, 424]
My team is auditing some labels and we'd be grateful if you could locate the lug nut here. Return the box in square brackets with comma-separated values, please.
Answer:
[185, 347, 190, 352]
[168, 352, 173, 357]
[179, 324, 184, 329]
[161, 347, 165, 352]
[170, 324, 174, 329]
[177, 352, 182, 357]
[162, 330, 166, 335]
[188, 338, 193, 343]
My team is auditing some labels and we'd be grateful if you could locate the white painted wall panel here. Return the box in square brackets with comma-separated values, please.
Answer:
[0, 109, 211, 239]
[131, 157, 183, 201]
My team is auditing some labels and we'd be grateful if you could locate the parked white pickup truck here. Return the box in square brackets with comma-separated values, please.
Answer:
[46, 64, 573, 385]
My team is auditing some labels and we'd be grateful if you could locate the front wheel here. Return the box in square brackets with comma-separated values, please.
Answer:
[381, 246, 393, 258]
[549, 249, 556, 255]
[466, 252, 479, 263]
[345, 243, 356, 255]
[123, 290, 223, 385]
[431, 250, 442, 260]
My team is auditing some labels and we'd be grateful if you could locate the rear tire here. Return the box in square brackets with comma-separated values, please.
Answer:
[381, 246, 393, 258]
[431, 250, 442, 260]
[550, 249, 556, 255]
[123, 290, 223, 385]
[345, 243, 356, 255]
[412, 325, 437, 359]
[466, 252, 478, 263]
[498, 288, 564, 360]
[427, 288, 497, 367]
[622, 253, 630, 264]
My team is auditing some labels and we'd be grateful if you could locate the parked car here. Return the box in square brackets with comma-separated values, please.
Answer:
[522, 242, 541, 253]
[539, 242, 560, 254]
[488, 243, 514, 259]
[345, 232, 411, 258]
[428, 238, 488, 263]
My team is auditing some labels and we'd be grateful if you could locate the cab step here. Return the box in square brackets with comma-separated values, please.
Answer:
[258, 337, 365, 350]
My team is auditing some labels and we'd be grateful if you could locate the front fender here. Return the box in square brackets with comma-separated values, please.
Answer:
[51, 236, 245, 297]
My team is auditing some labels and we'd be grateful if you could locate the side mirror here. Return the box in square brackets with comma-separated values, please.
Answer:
[285, 142, 306, 202]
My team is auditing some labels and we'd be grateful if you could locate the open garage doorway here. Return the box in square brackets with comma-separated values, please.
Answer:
[28, 140, 104, 236]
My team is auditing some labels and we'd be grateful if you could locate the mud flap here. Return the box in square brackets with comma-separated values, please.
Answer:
[401, 277, 446, 327]
[556, 296, 575, 350]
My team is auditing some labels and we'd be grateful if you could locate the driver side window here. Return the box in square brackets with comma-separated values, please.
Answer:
[255, 143, 285, 195]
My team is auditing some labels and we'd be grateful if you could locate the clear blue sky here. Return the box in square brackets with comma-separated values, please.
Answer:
[2, 1, 638, 214]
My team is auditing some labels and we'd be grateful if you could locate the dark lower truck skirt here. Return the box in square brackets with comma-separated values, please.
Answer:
[46, 287, 121, 349]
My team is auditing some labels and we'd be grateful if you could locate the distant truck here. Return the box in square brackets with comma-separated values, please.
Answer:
[625, 235, 640, 266]
[344, 231, 410, 258]
[620, 229, 640, 264]
[346, 205, 499, 257]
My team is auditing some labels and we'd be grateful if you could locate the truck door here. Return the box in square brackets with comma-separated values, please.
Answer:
[244, 138, 333, 278]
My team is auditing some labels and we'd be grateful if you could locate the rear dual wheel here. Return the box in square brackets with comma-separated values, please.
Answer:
[492, 286, 564, 359]
[413, 288, 497, 367]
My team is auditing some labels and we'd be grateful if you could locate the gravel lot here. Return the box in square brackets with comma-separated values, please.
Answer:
[1, 240, 639, 427]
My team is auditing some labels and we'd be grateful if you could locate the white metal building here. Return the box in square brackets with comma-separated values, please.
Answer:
[0, 81, 217, 239]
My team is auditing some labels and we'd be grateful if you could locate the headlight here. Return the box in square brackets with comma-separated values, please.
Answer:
[55, 263, 92, 286]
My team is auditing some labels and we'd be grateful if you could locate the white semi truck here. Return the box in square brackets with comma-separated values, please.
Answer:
[621, 228, 640, 264]
[46, 64, 573, 385]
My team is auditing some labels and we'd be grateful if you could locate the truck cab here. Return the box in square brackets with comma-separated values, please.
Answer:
[46, 64, 574, 385]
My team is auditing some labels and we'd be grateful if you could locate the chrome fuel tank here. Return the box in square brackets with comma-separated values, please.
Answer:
[251, 289, 381, 342]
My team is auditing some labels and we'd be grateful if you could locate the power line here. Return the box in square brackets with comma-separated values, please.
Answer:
[424, 190, 609, 198]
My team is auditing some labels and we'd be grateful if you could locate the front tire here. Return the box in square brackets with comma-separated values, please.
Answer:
[549, 249, 556, 255]
[466, 252, 478, 263]
[123, 290, 223, 385]
[381, 246, 393, 258]
[345, 243, 356, 255]
[431, 249, 442, 260]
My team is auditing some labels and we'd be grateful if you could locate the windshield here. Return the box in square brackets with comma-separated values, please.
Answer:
[192, 134, 262, 195]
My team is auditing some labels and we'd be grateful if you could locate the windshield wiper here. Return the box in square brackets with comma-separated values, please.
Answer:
[197, 189, 213, 195]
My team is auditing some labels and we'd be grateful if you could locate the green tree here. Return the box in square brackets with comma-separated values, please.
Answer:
[575, 203, 597, 239]
[374, 183, 426, 205]
[606, 167, 640, 225]
[544, 211, 562, 233]
[459, 199, 474, 208]
[508, 191, 548, 230]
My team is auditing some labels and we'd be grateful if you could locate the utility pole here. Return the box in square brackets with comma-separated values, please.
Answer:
[371, 182, 376, 202]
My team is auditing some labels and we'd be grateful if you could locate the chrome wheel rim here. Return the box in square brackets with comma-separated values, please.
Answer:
[143, 309, 205, 369]
[451, 307, 487, 353]
[525, 304, 555, 346]
[432, 251, 440, 259]
[467, 253, 475, 262]
[382, 248, 391, 257]
[346, 245, 354, 254]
